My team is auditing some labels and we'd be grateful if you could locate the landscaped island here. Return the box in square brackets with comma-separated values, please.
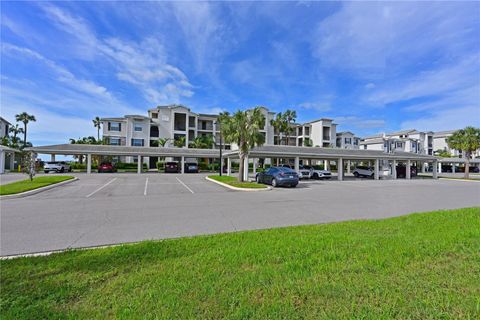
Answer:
[208, 175, 267, 189]
[0, 176, 74, 195]
[1, 208, 479, 318]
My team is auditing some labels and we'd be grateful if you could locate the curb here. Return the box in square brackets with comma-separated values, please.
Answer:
[439, 177, 480, 182]
[0, 177, 78, 199]
[205, 176, 271, 191]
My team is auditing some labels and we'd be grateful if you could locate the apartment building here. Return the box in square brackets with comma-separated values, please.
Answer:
[277, 119, 337, 148]
[360, 129, 434, 155]
[0, 117, 11, 139]
[433, 130, 480, 158]
[336, 131, 361, 149]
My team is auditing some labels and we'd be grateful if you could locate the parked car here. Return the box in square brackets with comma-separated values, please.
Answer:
[98, 162, 117, 173]
[305, 165, 332, 180]
[281, 164, 310, 179]
[184, 162, 199, 173]
[44, 161, 71, 173]
[256, 166, 299, 187]
[396, 165, 417, 178]
[164, 161, 179, 173]
[353, 166, 374, 178]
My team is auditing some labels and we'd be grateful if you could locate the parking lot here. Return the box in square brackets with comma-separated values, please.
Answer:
[1, 172, 479, 256]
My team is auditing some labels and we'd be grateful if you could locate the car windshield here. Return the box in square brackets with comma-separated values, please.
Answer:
[278, 167, 295, 173]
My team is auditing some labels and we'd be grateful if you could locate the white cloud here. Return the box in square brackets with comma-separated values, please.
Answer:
[365, 83, 376, 90]
[335, 116, 385, 129]
[298, 102, 331, 112]
[401, 106, 480, 132]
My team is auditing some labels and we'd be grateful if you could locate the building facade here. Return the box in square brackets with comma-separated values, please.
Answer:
[360, 129, 434, 155]
[336, 131, 361, 149]
[0, 117, 11, 140]
[433, 130, 480, 158]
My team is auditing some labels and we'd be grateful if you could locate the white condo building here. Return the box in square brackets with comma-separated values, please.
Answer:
[360, 129, 434, 155]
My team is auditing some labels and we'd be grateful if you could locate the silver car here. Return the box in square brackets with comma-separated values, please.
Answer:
[44, 161, 71, 173]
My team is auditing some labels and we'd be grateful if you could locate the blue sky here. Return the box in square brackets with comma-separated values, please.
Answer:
[1, 1, 479, 146]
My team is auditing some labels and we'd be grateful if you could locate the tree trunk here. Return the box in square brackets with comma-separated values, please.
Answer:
[97, 128, 100, 142]
[464, 151, 470, 179]
[238, 153, 245, 182]
[23, 124, 27, 147]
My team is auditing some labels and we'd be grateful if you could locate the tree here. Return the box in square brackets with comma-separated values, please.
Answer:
[446, 127, 480, 179]
[9, 124, 24, 148]
[304, 137, 313, 147]
[15, 112, 36, 148]
[158, 138, 171, 147]
[20, 150, 36, 181]
[174, 136, 186, 148]
[92, 116, 101, 141]
[270, 112, 283, 145]
[283, 109, 297, 146]
[434, 148, 451, 158]
[221, 107, 266, 182]
[189, 135, 214, 149]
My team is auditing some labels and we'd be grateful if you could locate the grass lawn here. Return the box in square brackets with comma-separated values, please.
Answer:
[1, 208, 479, 319]
[208, 174, 267, 189]
[0, 176, 74, 195]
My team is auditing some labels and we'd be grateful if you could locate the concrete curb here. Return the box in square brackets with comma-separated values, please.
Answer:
[0, 177, 78, 199]
[439, 177, 480, 182]
[205, 176, 271, 191]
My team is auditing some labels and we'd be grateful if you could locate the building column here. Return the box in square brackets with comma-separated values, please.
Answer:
[452, 163, 456, 173]
[9, 152, 14, 171]
[374, 159, 380, 180]
[87, 154, 92, 174]
[181, 156, 185, 174]
[51, 154, 56, 162]
[324, 160, 329, 170]
[421, 161, 426, 173]
[438, 162, 442, 173]
[337, 158, 343, 181]
[227, 158, 231, 176]
[347, 160, 351, 174]
[433, 160, 438, 179]
[253, 158, 257, 176]
[137, 155, 142, 174]
[243, 156, 249, 181]
[294, 156, 300, 172]
[0, 150, 5, 174]
[392, 159, 397, 180]
[406, 159, 411, 180]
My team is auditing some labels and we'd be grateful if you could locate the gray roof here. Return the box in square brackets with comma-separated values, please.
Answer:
[100, 117, 127, 121]
[0, 145, 19, 153]
[224, 145, 437, 160]
[433, 130, 457, 137]
[438, 157, 480, 164]
[27, 144, 221, 158]
[0, 117, 12, 125]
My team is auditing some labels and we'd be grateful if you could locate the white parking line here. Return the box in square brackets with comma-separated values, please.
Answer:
[176, 177, 195, 194]
[144, 177, 149, 196]
[85, 178, 117, 198]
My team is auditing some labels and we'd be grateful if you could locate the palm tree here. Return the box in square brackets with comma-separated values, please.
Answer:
[447, 126, 480, 179]
[270, 112, 283, 145]
[174, 136, 186, 148]
[9, 124, 24, 148]
[92, 116, 101, 141]
[15, 112, 36, 147]
[221, 107, 266, 182]
[158, 137, 170, 147]
[283, 109, 297, 146]
[189, 135, 214, 149]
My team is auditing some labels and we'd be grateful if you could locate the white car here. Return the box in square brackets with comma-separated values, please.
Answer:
[44, 161, 72, 173]
[353, 166, 374, 178]
[305, 166, 332, 180]
[282, 164, 311, 179]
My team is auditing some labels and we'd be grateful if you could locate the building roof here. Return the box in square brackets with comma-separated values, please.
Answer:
[100, 117, 127, 122]
[224, 145, 436, 160]
[26, 144, 221, 158]
[433, 130, 457, 137]
[0, 117, 12, 125]
[336, 131, 355, 136]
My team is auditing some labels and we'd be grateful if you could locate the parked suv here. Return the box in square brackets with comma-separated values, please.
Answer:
[98, 162, 117, 173]
[184, 162, 199, 173]
[165, 162, 179, 173]
[44, 161, 71, 173]
[281, 164, 311, 179]
[305, 165, 332, 180]
[353, 166, 374, 178]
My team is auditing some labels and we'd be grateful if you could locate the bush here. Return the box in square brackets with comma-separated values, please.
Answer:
[156, 161, 165, 171]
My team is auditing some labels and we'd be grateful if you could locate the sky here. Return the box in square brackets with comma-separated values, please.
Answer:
[1, 1, 479, 146]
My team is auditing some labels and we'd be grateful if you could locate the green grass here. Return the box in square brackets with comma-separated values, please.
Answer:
[0, 176, 74, 195]
[208, 175, 267, 189]
[1, 208, 479, 319]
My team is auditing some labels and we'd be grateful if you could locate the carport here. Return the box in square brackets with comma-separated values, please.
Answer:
[27, 144, 221, 174]
[223, 145, 438, 181]
[437, 157, 480, 173]
[0, 145, 19, 174]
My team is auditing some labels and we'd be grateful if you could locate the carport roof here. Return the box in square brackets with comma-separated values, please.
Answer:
[224, 145, 438, 160]
[26, 144, 221, 158]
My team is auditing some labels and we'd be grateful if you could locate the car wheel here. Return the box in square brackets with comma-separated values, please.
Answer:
[354, 172, 359, 177]
[60, 167, 65, 173]
[271, 178, 277, 187]
[312, 173, 319, 180]
[44, 170, 48, 174]
[256, 175, 260, 183]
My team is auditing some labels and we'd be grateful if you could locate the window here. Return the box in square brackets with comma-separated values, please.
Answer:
[109, 122, 121, 131]
[354, 139, 359, 146]
[110, 138, 121, 145]
[134, 123, 143, 131]
[151, 112, 158, 119]
[395, 142, 403, 148]
[345, 137, 352, 144]
[131, 139, 144, 146]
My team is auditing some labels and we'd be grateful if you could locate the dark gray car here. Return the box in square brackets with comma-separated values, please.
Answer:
[256, 167, 299, 187]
